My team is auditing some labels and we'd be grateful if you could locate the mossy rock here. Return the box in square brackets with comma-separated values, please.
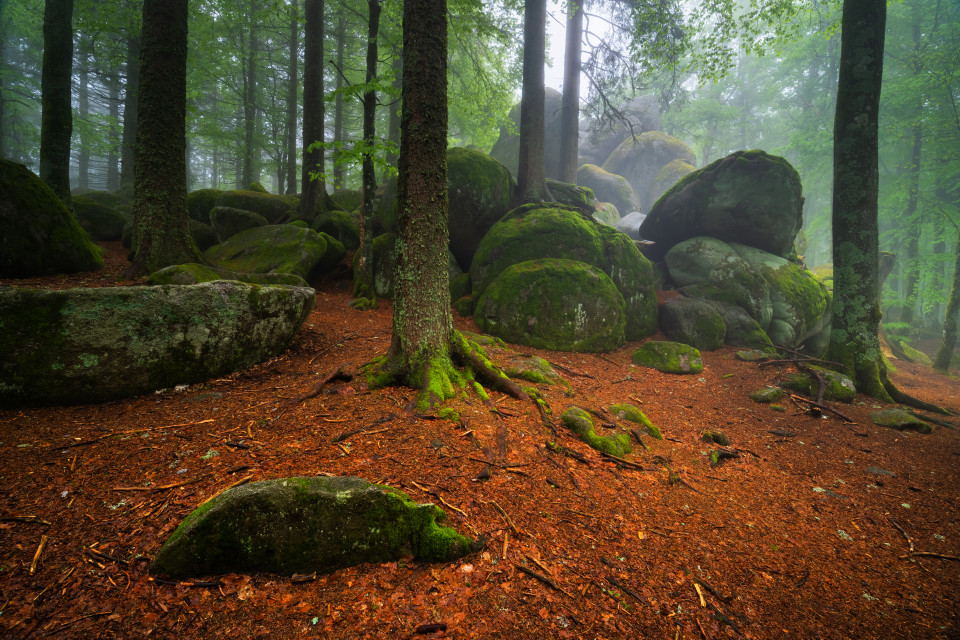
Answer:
[701, 300, 773, 349]
[287, 220, 308, 228]
[897, 340, 932, 366]
[609, 403, 662, 439]
[474, 259, 626, 353]
[204, 225, 334, 280]
[781, 366, 855, 403]
[470, 203, 657, 341]
[187, 188, 223, 225]
[577, 164, 642, 219]
[149, 476, 475, 578]
[447, 147, 515, 271]
[148, 263, 309, 288]
[749, 387, 785, 403]
[0, 159, 103, 277]
[578, 94, 662, 166]
[72, 195, 129, 241]
[312, 210, 360, 251]
[561, 406, 631, 457]
[72, 189, 128, 209]
[545, 178, 598, 215]
[593, 202, 621, 227]
[658, 296, 726, 351]
[247, 181, 269, 193]
[453, 296, 474, 317]
[0, 281, 314, 407]
[631, 341, 704, 374]
[502, 355, 561, 385]
[215, 190, 295, 224]
[489, 88, 564, 179]
[645, 158, 694, 213]
[190, 219, 219, 251]
[602, 131, 696, 212]
[640, 150, 803, 262]
[449, 272, 471, 303]
[702, 430, 730, 446]
[209, 206, 269, 242]
[331, 189, 363, 213]
[869, 408, 932, 433]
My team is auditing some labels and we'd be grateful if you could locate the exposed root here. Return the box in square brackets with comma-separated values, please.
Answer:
[881, 370, 955, 416]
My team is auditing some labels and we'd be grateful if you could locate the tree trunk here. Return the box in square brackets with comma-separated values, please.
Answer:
[898, 10, 923, 328]
[300, 0, 329, 218]
[120, 26, 140, 197]
[384, 45, 401, 180]
[39, 0, 74, 207]
[107, 68, 120, 192]
[0, 0, 7, 160]
[354, 0, 380, 303]
[125, 0, 198, 278]
[558, 0, 582, 184]
[242, 1, 259, 189]
[332, 5, 345, 191]
[514, 0, 550, 204]
[76, 36, 90, 191]
[285, 0, 298, 195]
[934, 229, 960, 372]
[825, 0, 889, 400]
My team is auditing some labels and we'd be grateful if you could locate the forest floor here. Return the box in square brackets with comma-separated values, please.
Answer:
[1, 241, 960, 640]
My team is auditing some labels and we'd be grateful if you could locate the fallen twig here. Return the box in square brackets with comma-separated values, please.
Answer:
[29, 535, 48, 575]
[889, 517, 915, 553]
[787, 393, 855, 423]
[291, 572, 317, 583]
[546, 441, 590, 465]
[606, 575, 647, 605]
[516, 563, 570, 595]
[491, 500, 520, 536]
[903, 551, 960, 562]
[287, 365, 352, 404]
[548, 361, 595, 379]
[599, 451, 645, 471]
[44, 611, 111, 636]
[1, 516, 52, 525]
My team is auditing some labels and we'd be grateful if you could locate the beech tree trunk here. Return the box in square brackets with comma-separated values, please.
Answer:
[899, 9, 923, 327]
[333, 6, 345, 191]
[242, 1, 260, 188]
[39, 0, 74, 206]
[558, 0, 582, 184]
[285, 0, 298, 194]
[354, 0, 381, 302]
[125, 0, 198, 278]
[934, 229, 960, 372]
[515, 0, 550, 204]
[300, 0, 329, 217]
[825, 0, 889, 400]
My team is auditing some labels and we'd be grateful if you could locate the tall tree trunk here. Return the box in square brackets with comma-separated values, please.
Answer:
[558, 0, 582, 184]
[76, 36, 90, 192]
[825, 0, 889, 400]
[285, 0, 298, 194]
[934, 229, 960, 372]
[39, 0, 74, 207]
[899, 9, 923, 328]
[120, 25, 140, 197]
[107, 69, 120, 192]
[354, 0, 380, 303]
[384, 45, 401, 177]
[514, 0, 550, 204]
[242, 2, 259, 189]
[332, 5, 345, 191]
[125, 0, 198, 278]
[300, 0, 330, 218]
[0, 0, 7, 160]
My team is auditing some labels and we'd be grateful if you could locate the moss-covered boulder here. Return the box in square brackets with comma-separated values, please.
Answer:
[577, 164, 642, 218]
[0, 160, 104, 277]
[614, 211, 647, 241]
[502, 354, 561, 385]
[447, 147, 515, 270]
[204, 225, 338, 280]
[782, 366, 856, 402]
[470, 203, 657, 341]
[632, 340, 704, 374]
[578, 94, 662, 166]
[869, 408, 932, 433]
[0, 281, 314, 407]
[645, 158, 695, 213]
[489, 88, 564, 179]
[209, 206, 269, 242]
[312, 209, 360, 251]
[561, 406, 632, 457]
[658, 296, 726, 351]
[331, 189, 363, 213]
[609, 403, 663, 439]
[72, 189, 129, 209]
[749, 387, 785, 403]
[602, 131, 696, 214]
[475, 259, 626, 352]
[187, 188, 222, 224]
[545, 178, 598, 215]
[122, 218, 218, 252]
[215, 190, 296, 224]
[72, 195, 130, 241]
[150, 476, 475, 578]
[593, 202, 620, 227]
[148, 263, 309, 288]
[639, 150, 804, 261]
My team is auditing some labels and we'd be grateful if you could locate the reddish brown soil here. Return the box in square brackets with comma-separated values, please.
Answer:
[2, 242, 959, 639]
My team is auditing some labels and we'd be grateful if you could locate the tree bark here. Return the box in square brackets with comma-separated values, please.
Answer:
[242, 0, 260, 189]
[515, 0, 550, 204]
[107, 67, 120, 192]
[354, 0, 381, 303]
[558, 0, 582, 184]
[120, 21, 140, 197]
[76, 36, 90, 192]
[825, 0, 889, 400]
[125, 0, 198, 278]
[39, 0, 74, 207]
[0, 0, 7, 160]
[332, 5, 345, 191]
[300, 0, 330, 217]
[934, 229, 960, 372]
[285, 0, 299, 194]
[384, 45, 402, 179]
[898, 9, 923, 327]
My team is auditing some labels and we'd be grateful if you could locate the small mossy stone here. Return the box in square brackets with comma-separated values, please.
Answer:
[545, 178, 598, 215]
[149, 476, 475, 578]
[453, 295, 474, 317]
[502, 355, 560, 385]
[608, 403, 663, 439]
[750, 387, 785, 403]
[781, 366, 855, 403]
[593, 202, 621, 227]
[248, 181, 269, 193]
[631, 341, 704, 374]
[736, 349, 775, 362]
[702, 430, 731, 446]
[215, 190, 294, 224]
[576, 164, 641, 218]
[869, 408, 932, 434]
[561, 406, 632, 457]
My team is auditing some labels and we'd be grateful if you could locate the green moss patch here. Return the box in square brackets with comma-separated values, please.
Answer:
[869, 409, 932, 434]
[609, 403, 663, 439]
[561, 406, 631, 457]
[781, 366, 855, 403]
[631, 341, 704, 374]
[204, 225, 334, 280]
[749, 387, 785, 403]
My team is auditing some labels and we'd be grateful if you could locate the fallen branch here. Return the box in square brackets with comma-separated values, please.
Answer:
[903, 551, 960, 562]
[606, 575, 648, 605]
[491, 500, 520, 536]
[599, 451, 645, 471]
[44, 611, 111, 636]
[516, 563, 569, 595]
[787, 393, 855, 423]
[1, 516, 52, 525]
[903, 408, 957, 431]
[287, 366, 352, 404]
[546, 441, 590, 465]
[29, 535, 48, 574]
[548, 361, 595, 379]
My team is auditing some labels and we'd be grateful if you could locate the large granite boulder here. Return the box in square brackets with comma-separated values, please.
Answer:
[214, 190, 297, 224]
[474, 258, 626, 352]
[665, 236, 831, 351]
[602, 131, 696, 214]
[311, 210, 360, 251]
[148, 263, 309, 288]
[632, 340, 704, 374]
[645, 158, 695, 213]
[470, 203, 657, 341]
[614, 211, 647, 240]
[489, 88, 564, 180]
[447, 147, 515, 270]
[0, 160, 104, 277]
[0, 281, 314, 407]
[639, 150, 804, 261]
[576, 164, 642, 219]
[209, 205, 268, 242]
[658, 296, 726, 351]
[150, 476, 475, 578]
[187, 188, 222, 224]
[204, 225, 344, 280]
[578, 94, 662, 167]
[72, 194, 130, 241]
[545, 179, 598, 216]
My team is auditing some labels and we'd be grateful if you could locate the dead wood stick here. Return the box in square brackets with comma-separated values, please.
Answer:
[770, 345, 846, 368]
[599, 451, 645, 471]
[606, 575, 648, 605]
[196, 475, 255, 508]
[410, 481, 467, 517]
[1, 516, 52, 525]
[288, 366, 352, 404]
[291, 572, 317, 583]
[902, 551, 960, 562]
[44, 611, 111, 636]
[516, 564, 569, 595]
[546, 441, 590, 465]
[903, 408, 957, 430]
[707, 602, 744, 636]
[548, 361, 595, 379]
[525, 554, 554, 578]
[502, 531, 509, 560]
[694, 577, 732, 604]
[787, 393, 855, 423]
[29, 535, 48, 574]
[491, 500, 520, 536]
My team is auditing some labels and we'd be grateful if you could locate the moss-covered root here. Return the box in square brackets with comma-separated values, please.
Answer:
[450, 332, 525, 400]
[881, 370, 955, 416]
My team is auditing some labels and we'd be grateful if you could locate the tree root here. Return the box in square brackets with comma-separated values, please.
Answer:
[881, 370, 956, 416]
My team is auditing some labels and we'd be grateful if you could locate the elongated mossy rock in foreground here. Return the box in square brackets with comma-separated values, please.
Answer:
[631, 340, 704, 374]
[150, 477, 477, 578]
[0, 281, 314, 407]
